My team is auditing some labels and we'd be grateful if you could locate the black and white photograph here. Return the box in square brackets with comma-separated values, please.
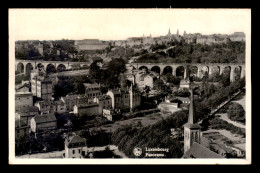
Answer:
[8, 8, 251, 164]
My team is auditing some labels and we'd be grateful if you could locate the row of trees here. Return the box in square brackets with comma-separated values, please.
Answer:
[136, 41, 245, 64]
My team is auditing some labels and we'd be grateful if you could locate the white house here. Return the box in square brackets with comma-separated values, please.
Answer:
[64, 133, 88, 158]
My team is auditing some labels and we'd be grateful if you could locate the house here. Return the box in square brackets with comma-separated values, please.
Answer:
[15, 92, 33, 111]
[182, 142, 224, 158]
[30, 113, 57, 134]
[103, 109, 114, 121]
[60, 94, 79, 112]
[231, 144, 245, 157]
[15, 119, 29, 139]
[31, 75, 53, 101]
[93, 95, 112, 115]
[35, 100, 55, 114]
[84, 83, 102, 99]
[106, 84, 141, 111]
[54, 100, 66, 114]
[143, 74, 157, 89]
[64, 133, 87, 158]
[73, 103, 99, 115]
[15, 106, 40, 125]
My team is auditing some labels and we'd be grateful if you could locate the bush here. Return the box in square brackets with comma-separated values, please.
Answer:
[227, 102, 245, 122]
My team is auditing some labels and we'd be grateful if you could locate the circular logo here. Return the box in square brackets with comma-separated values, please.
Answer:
[133, 147, 142, 157]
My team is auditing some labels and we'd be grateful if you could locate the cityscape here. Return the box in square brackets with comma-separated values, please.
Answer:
[10, 9, 249, 162]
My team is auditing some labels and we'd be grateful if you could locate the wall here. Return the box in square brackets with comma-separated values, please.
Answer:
[15, 93, 33, 110]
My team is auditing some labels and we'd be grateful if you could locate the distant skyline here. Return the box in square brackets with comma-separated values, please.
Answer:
[9, 9, 250, 41]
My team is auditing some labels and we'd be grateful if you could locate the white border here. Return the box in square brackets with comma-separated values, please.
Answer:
[8, 8, 251, 165]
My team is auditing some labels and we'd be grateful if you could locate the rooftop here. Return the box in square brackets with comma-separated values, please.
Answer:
[34, 113, 57, 124]
[182, 142, 223, 158]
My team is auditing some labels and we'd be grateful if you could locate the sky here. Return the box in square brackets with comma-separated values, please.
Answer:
[9, 9, 251, 41]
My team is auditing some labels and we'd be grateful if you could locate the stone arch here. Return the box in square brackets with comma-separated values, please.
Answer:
[46, 64, 56, 74]
[223, 66, 231, 75]
[162, 66, 173, 75]
[25, 63, 34, 75]
[151, 66, 161, 74]
[17, 62, 24, 73]
[200, 66, 209, 77]
[138, 66, 148, 71]
[189, 66, 198, 77]
[57, 64, 66, 72]
[233, 66, 242, 81]
[36, 63, 44, 70]
[176, 66, 185, 78]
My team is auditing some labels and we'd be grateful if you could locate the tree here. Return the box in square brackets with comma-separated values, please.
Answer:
[227, 102, 245, 122]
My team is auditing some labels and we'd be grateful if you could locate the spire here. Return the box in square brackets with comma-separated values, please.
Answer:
[188, 87, 194, 124]
[168, 28, 171, 36]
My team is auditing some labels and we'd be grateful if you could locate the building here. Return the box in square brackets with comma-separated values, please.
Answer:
[103, 109, 114, 121]
[15, 92, 33, 111]
[31, 75, 53, 101]
[157, 102, 179, 113]
[60, 94, 79, 112]
[229, 32, 245, 42]
[64, 133, 87, 158]
[35, 100, 55, 114]
[54, 100, 67, 114]
[30, 113, 57, 134]
[84, 83, 102, 99]
[15, 119, 29, 139]
[179, 80, 190, 89]
[182, 87, 223, 158]
[93, 95, 112, 115]
[15, 106, 40, 125]
[73, 103, 99, 115]
[143, 74, 157, 89]
[74, 39, 109, 51]
[106, 83, 141, 111]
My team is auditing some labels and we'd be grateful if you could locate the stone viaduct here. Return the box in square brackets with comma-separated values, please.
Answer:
[131, 62, 245, 82]
[15, 60, 91, 74]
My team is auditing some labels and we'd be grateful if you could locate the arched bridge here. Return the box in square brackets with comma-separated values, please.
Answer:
[15, 60, 91, 74]
[131, 63, 245, 82]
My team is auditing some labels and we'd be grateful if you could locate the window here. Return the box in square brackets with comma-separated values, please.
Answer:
[78, 149, 81, 153]
[72, 150, 75, 154]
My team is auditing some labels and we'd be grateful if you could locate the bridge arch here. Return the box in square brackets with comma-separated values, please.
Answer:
[17, 62, 24, 74]
[200, 66, 209, 77]
[57, 64, 66, 72]
[151, 66, 161, 74]
[139, 66, 148, 71]
[162, 66, 173, 75]
[25, 63, 34, 75]
[189, 66, 198, 77]
[176, 66, 185, 78]
[46, 64, 56, 74]
[233, 66, 242, 81]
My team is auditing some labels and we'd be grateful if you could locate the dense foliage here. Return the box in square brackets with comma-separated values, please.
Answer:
[227, 102, 245, 122]
[111, 110, 188, 158]
[137, 41, 245, 63]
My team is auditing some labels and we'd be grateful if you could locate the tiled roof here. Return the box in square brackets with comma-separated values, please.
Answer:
[34, 113, 56, 124]
[182, 142, 223, 158]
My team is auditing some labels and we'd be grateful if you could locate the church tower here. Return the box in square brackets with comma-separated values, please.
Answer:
[167, 28, 171, 36]
[183, 86, 201, 153]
